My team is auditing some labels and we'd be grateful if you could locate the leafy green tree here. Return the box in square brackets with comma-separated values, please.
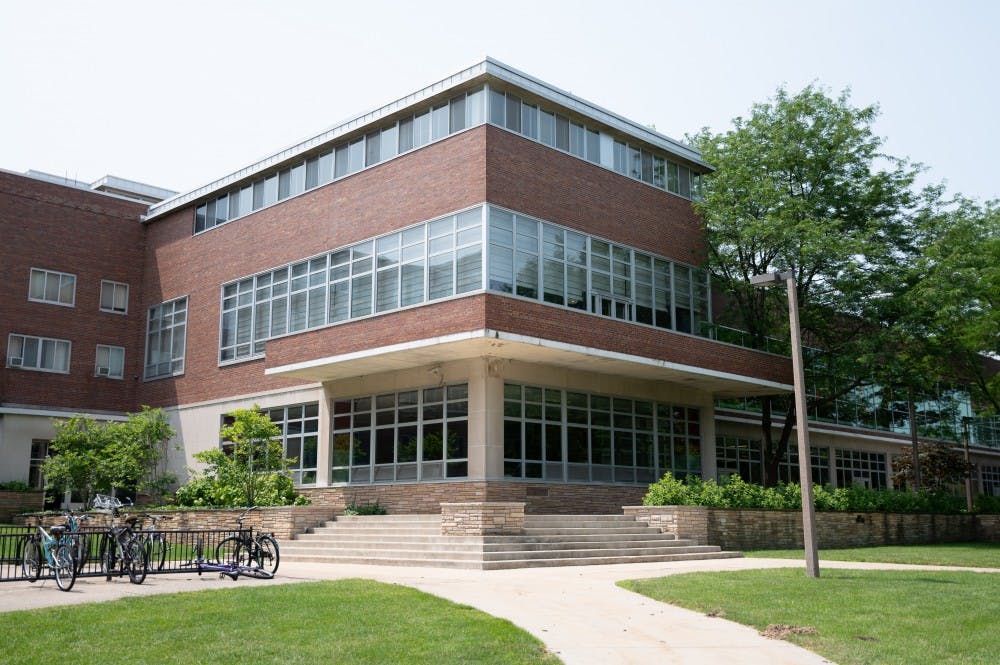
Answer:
[40, 407, 175, 507]
[892, 441, 973, 493]
[690, 84, 933, 486]
[175, 406, 305, 507]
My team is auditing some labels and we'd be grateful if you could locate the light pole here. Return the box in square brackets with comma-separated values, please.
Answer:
[750, 270, 820, 578]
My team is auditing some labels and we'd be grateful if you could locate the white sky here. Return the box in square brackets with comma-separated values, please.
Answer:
[3, 0, 997, 201]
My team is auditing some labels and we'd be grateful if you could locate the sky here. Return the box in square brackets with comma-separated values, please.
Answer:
[2, 0, 997, 201]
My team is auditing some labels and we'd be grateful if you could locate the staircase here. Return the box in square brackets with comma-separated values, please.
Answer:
[280, 514, 741, 570]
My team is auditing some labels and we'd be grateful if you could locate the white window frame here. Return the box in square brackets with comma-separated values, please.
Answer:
[144, 296, 188, 380]
[28, 268, 76, 307]
[95, 344, 125, 379]
[6, 333, 72, 373]
[99, 280, 129, 314]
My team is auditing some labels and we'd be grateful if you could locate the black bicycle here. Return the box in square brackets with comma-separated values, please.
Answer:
[93, 494, 148, 584]
[214, 507, 279, 576]
[135, 513, 172, 572]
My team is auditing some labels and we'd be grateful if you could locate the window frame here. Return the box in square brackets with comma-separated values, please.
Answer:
[6, 333, 72, 374]
[143, 296, 188, 380]
[99, 280, 129, 315]
[94, 344, 125, 379]
[28, 268, 76, 307]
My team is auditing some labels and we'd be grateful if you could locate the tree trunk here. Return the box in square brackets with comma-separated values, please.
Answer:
[760, 395, 795, 487]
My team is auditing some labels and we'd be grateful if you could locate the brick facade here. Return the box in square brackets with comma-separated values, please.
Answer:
[0, 172, 147, 412]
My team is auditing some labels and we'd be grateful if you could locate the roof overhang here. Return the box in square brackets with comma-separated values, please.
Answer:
[264, 329, 791, 398]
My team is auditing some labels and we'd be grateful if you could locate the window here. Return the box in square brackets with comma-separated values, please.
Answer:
[835, 449, 887, 489]
[503, 383, 699, 484]
[144, 297, 187, 380]
[220, 208, 484, 363]
[99, 280, 128, 314]
[95, 344, 125, 379]
[6, 333, 71, 373]
[332, 384, 469, 483]
[29, 268, 75, 306]
[29, 439, 49, 490]
[486, 205, 711, 335]
[267, 403, 320, 485]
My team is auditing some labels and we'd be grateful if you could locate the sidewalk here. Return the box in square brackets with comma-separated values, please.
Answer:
[3, 558, 996, 664]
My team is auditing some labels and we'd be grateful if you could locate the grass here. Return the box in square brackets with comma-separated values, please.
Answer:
[745, 542, 1000, 568]
[620, 568, 1000, 664]
[0, 579, 561, 664]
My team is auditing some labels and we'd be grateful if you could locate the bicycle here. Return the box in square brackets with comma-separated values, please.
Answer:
[59, 510, 95, 574]
[214, 506, 280, 576]
[135, 513, 172, 572]
[21, 521, 78, 591]
[93, 494, 148, 585]
[182, 538, 274, 581]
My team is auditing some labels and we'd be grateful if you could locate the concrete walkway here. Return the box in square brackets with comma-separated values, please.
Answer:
[3, 558, 997, 664]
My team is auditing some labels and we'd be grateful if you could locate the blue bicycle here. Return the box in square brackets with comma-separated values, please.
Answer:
[21, 523, 77, 591]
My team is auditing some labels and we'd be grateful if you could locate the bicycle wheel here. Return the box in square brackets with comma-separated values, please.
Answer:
[255, 535, 280, 576]
[125, 538, 148, 585]
[99, 535, 116, 578]
[215, 536, 247, 565]
[146, 533, 167, 571]
[72, 533, 89, 574]
[53, 544, 77, 592]
[21, 538, 41, 582]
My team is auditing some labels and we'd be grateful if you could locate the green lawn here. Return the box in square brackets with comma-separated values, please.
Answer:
[620, 568, 1000, 665]
[0, 579, 561, 664]
[745, 542, 1000, 568]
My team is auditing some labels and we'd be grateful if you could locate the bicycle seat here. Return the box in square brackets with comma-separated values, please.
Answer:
[50, 525, 67, 536]
[124, 516, 140, 525]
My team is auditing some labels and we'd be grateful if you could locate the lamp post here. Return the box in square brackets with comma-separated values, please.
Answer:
[750, 270, 820, 578]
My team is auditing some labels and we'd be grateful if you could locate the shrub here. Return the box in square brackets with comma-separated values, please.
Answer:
[0, 481, 32, 491]
[343, 500, 387, 516]
[642, 473, 990, 514]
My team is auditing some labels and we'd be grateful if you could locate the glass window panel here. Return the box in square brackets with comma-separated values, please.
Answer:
[521, 104, 537, 139]
[351, 274, 372, 317]
[539, 111, 555, 146]
[466, 88, 484, 126]
[305, 157, 319, 189]
[335, 144, 349, 178]
[381, 125, 398, 161]
[455, 245, 482, 294]
[401, 261, 425, 306]
[555, 115, 570, 151]
[348, 138, 364, 172]
[414, 110, 430, 147]
[449, 94, 466, 133]
[366, 131, 381, 167]
[428, 252, 454, 300]
[569, 122, 585, 157]
[264, 175, 278, 206]
[290, 163, 306, 196]
[432, 104, 449, 140]
[505, 94, 521, 133]
[398, 117, 414, 153]
[376, 267, 400, 312]
[489, 89, 505, 125]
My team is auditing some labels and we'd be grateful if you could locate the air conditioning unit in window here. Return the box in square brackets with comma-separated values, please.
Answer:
[97, 366, 111, 376]
[9, 357, 23, 367]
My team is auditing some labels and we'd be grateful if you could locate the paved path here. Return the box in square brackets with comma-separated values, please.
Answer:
[3, 558, 997, 664]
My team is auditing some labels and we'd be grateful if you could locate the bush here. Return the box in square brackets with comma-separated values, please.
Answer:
[343, 500, 387, 516]
[642, 472, 989, 514]
[0, 481, 32, 491]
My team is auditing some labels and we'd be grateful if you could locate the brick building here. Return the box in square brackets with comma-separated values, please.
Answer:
[3, 59, 998, 511]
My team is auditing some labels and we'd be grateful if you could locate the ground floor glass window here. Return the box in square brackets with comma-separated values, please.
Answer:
[835, 449, 887, 489]
[332, 384, 468, 484]
[503, 383, 701, 485]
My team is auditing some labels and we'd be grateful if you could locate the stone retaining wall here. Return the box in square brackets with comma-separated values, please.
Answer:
[300, 481, 646, 515]
[440, 502, 525, 535]
[20, 505, 334, 541]
[625, 506, 991, 550]
[0, 490, 44, 522]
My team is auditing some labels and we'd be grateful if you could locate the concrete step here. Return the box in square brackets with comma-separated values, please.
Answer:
[481, 550, 743, 570]
[482, 545, 723, 561]
[521, 526, 661, 535]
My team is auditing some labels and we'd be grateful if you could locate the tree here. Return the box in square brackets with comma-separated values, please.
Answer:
[40, 407, 175, 507]
[892, 441, 973, 492]
[690, 84, 932, 486]
[903, 199, 1000, 414]
[175, 406, 304, 507]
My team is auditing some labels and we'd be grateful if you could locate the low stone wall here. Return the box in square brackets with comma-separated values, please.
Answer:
[977, 514, 1000, 543]
[22, 506, 334, 541]
[299, 481, 646, 515]
[441, 502, 525, 535]
[0, 490, 44, 522]
[625, 506, 987, 550]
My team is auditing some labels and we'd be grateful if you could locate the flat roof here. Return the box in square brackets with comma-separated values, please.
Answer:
[145, 57, 711, 222]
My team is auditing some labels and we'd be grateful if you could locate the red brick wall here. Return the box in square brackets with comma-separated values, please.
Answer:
[485, 125, 706, 266]
[0, 172, 147, 412]
[136, 129, 489, 407]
